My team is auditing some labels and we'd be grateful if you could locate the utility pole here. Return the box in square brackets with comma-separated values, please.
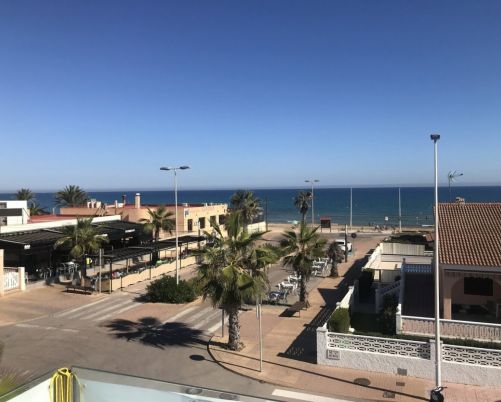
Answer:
[344, 224, 348, 263]
[398, 187, 402, 232]
[350, 187, 353, 231]
[431, 134, 442, 390]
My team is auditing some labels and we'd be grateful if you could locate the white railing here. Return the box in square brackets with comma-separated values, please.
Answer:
[401, 316, 501, 342]
[336, 285, 355, 310]
[4, 267, 19, 290]
[364, 244, 382, 269]
[326, 332, 430, 359]
[442, 344, 501, 367]
[375, 280, 400, 312]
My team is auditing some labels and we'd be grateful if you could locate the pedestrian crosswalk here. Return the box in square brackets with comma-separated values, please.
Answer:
[53, 294, 142, 322]
[51, 295, 240, 333]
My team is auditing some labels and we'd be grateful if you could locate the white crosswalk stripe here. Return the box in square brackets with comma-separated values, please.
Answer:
[191, 309, 222, 330]
[52, 294, 142, 322]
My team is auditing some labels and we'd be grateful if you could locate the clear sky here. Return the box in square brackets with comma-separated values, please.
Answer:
[1, 1, 501, 191]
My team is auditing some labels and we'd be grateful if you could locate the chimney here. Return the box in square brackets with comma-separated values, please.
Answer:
[455, 197, 465, 205]
[135, 193, 141, 209]
[122, 194, 127, 206]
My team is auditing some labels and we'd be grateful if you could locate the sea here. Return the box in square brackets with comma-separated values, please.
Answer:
[2, 186, 501, 227]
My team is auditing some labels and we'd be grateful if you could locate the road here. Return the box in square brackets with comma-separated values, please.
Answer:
[0, 260, 359, 402]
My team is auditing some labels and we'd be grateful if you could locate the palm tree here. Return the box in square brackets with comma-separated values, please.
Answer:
[280, 221, 326, 303]
[294, 191, 312, 223]
[15, 188, 35, 202]
[197, 212, 279, 350]
[140, 206, 175, 241]
[29, 202, 48, 216]
[327, 241, 344, 277]
[230, 190, 262, 225]
[55, 185, 89, 207]
[55, 217, 108, 262]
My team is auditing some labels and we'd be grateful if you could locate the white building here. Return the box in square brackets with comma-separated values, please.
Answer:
[0, 200, 30, 226]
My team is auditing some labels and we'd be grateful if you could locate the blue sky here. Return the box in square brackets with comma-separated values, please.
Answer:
[1, 1, 501, 191]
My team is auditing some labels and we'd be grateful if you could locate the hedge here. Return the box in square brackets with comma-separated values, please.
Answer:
[328, 308, 350, 333]
[146, 276, 199, 304]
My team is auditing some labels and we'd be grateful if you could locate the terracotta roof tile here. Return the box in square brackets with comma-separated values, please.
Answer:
[438, 203, 501, 267]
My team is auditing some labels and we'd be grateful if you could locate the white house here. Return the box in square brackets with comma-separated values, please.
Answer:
[0, 200, 30, 226]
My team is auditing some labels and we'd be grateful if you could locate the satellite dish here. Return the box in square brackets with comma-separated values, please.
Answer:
[351, 233, 357, 239]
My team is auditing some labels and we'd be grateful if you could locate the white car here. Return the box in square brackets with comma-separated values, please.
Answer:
[335, 239, 352, 252]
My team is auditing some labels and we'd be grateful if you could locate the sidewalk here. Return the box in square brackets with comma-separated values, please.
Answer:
[208, 255, 501, 401]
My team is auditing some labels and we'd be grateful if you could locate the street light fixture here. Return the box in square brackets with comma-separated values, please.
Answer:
[447, 170, 463, 202]
[305, 179, 319, 226]
[160, 165, 191, 285]
[430, 134, 442, 391]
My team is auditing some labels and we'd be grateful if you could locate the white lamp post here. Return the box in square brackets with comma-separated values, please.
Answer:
[305, 179, 319, 226]
[430, 134, 442, 389]
[160, 165, 190, 285]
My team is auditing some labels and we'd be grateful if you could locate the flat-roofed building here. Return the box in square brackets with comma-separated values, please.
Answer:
[0, 200, 30, 226]
[60, 193, 228, 238]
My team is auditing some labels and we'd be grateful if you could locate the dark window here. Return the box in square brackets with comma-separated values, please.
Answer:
[209, 216, 216, 227]
[464, 277, 493, 296]
[218, 214, 226, 225]
[0, 216, 6, 226]
[199, 217, 206, 230]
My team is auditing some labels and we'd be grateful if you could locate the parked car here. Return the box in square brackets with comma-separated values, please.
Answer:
[335, 238, 352, 252]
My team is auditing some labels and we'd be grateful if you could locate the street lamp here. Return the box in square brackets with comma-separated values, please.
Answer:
[305, 179, 319, 226]
[430, 134, 442, 391]
[447, 170, 463, 202]
[160, 165, 191, 285]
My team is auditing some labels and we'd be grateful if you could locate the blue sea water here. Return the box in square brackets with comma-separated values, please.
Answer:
[2, 186, 501, 227]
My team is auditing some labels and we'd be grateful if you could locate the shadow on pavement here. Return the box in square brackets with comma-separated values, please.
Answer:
[105, 317, 206, 349]
[278, 255, 368, 364]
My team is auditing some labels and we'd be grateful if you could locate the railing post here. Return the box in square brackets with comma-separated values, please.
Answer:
[18, 267, 26, 291]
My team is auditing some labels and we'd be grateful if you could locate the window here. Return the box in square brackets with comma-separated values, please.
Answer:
[199, 217, 206, 230]
[0, 216, 6, 226]
[218, 214, 226, 225]
[209, 216, 216, 227]
[0, 203, 6, 209]
[464, 277, 493, 296]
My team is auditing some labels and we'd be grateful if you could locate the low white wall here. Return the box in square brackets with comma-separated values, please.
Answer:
[317, 329, 501, 386]
[246, 221, 267, 234]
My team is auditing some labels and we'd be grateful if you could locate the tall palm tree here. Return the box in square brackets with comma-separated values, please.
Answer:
[55, 185, 89, 207]
[294, 191, 312, 223]
[55, 217, 108, 261]
[280, 221, 326, 303]
[197, 212, 279, 350]
[230, 190, 262, 225]
[29, 202, 48, 216]
[140, 206, 175, 241]
[15, 188, 35, 202]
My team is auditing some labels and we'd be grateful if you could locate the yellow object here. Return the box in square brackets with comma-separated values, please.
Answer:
[49, 368, 81, 402]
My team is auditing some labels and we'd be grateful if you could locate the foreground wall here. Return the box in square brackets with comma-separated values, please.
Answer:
[317, 329, 501, 387]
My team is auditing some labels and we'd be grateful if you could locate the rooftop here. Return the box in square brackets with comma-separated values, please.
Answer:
[438, 202, 501, 268]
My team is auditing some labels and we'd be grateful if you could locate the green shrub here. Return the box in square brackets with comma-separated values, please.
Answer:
[146, 276, 197, 303]
[328, 308, 350, 333]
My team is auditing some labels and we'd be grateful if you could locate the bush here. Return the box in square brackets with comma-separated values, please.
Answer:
[328, 308, 350, 333]
[146, 276, 198, 303]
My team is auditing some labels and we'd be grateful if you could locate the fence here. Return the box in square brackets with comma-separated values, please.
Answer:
[400, 315, 501, 342]
[381, 242, 425, 256]
[1, 267, 26, 296]
[317, 329, 501, 386]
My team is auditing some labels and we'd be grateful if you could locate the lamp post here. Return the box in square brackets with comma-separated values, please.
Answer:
[160, 165, 191, 285]
[447, 170, 463, 202]
[305, 179, 319, 226]
[430, 134, 442, 390]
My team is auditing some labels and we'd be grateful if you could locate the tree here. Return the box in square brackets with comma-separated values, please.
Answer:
[29, 202, 48, 216]
[197, 212, 279, 350]
[327, 241, 344, 277]
[15, 188, 35, 202]
[280, 221, 326, 303]
[294, 191, 312, 223]
[55, 185, 89, 207]
[140, 206, 175, 241]
[55, 217, 108, 262]
[230, 190, 262, 226]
